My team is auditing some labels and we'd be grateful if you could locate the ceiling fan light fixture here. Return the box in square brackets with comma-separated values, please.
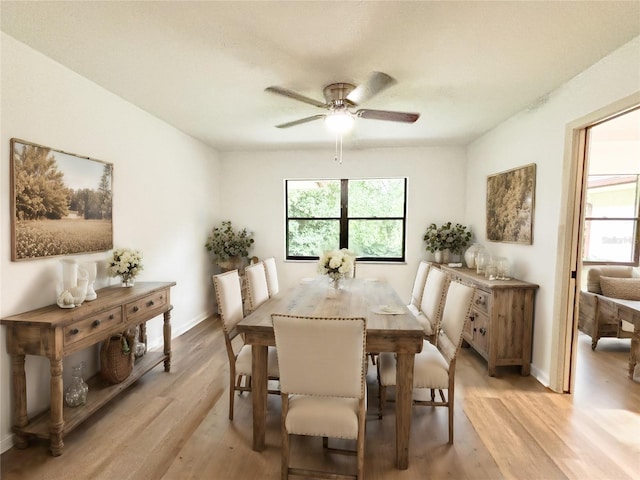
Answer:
[324, 110, 354, 134]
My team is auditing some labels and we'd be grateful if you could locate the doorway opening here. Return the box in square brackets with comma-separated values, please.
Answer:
[561, 102, 640, 393]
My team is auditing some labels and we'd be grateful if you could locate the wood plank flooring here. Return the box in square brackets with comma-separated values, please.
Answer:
[1, 319, 638, 479]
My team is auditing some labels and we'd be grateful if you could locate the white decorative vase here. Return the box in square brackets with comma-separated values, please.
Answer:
[61, 259, 78, 291]
[464, 244, 480, 269]
[83, 261, 98, 301]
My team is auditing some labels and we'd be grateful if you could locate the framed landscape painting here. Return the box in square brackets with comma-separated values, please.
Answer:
[10, 139, 113, 260]
[486, 163, 536, 244]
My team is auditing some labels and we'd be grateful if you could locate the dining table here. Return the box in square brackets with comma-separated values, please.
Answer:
[236, 275, 425, 470]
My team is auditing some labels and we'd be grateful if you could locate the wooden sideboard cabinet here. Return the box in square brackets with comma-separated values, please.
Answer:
[441, 266, 538, 376]
[0, 281, 175, 456]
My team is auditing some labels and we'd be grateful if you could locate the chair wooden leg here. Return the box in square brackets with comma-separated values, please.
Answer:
[281, 394, 290, 480]
[357, 399, 366, 480]
[377, 360, 386, 419]
[448, 378, 455, 444]
[229, 373, 235, 420]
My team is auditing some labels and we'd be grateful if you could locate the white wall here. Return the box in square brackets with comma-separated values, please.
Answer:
[219, 146, 468, 296]
[0, 34, 221, 452]
[465, 36, 640, 387]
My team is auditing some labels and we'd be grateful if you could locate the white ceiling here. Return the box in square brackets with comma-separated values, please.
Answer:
[2, 1, 639, 152]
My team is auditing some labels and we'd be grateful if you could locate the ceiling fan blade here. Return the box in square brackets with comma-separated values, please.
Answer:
[356, 109, 420, 123]
[265, 86, 328, 108]
[275, 114, 326, 129]
[346, 72, 397, 105]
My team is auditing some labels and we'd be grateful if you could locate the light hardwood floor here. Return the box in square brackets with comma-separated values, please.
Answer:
[1, 318, 638, 480]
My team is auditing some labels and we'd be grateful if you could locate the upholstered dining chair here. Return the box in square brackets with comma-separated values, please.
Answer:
[263, 257, 280, 297]
[377, 279, 475, 444]
[245, 261, 270, 313]
[272, 314, 367, 480]
[414, 267, 449, 344]
[212, 270, 279, 420]
[406, 260, 431, 317]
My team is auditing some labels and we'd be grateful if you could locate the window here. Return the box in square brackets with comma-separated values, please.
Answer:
[286, 178, 407, 261]
[582, 174, 640, 264]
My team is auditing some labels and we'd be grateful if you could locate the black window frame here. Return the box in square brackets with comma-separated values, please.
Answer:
[285, 178, 407, 262]
[582, 173, 640, 266]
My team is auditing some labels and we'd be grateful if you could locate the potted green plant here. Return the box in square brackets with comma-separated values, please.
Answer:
[423, 222, 472, 263]
[205, 220, 255, 271]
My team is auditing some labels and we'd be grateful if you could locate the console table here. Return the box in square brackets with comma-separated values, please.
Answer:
[441, 266, 538, 376]
[0, 281, 175, 456]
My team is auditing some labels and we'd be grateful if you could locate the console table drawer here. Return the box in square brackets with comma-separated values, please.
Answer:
[64, 307, 123, 348]
[472, 289, 491, 315]
[125, 289, 168, 323]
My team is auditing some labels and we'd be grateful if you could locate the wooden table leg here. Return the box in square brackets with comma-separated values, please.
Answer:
[163, 307, 173, 372]
[251, 344, 268, 451]
[49, 358, 64, 456]
[629, 329, 639, 380]
[11, 354, 29, 449]
[395, 352, 415, 470]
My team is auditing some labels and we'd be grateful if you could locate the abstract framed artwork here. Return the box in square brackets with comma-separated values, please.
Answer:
[486, 163, 536, 244]
[10, 138, 113, 260]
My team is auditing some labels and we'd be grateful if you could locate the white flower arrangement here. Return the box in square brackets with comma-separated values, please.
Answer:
[107, 248, 143, 284]
[317, 248, 355, 282]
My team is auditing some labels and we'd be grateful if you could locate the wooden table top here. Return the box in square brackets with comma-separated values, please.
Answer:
[237, 276, 424, 338]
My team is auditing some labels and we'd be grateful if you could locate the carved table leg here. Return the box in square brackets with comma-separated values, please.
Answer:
[629, 328, 639, 380]
[49, 358, 64, 456]
[163, 307, 173, 372]
[11, 354, 29, 449]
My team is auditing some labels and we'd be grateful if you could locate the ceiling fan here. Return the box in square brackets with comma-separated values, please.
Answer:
[265, 72, 420, 131]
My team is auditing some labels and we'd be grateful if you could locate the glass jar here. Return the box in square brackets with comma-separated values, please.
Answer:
[65, 362, 88, 407]
[485, 261, 499, 280]
[133, 325, 146, 358]
[475, 247, 490, 275]
[496, 257, 512, 280]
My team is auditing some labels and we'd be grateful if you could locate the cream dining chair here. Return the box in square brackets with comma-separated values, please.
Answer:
[212, 270, 279, 420]
[245, 261, 270, 313]
[272, 314, 367, 480]
[414, 267, 449, 344]
[377, 279, 475, 444]
[263, 257, 280, 297]
[406, 260, 432, 317]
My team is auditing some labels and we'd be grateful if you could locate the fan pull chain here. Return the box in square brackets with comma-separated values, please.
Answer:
[334, 133, 343, 164]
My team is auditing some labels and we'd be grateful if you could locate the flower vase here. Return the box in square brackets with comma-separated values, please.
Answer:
[217, 256, 243, 273]
[330, 276, 344, 291]
[434, 250, 450, 264]
[65, 362, 88, 407]
[121, 276, 135, 287]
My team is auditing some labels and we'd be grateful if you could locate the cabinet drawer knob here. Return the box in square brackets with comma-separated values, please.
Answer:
[147, 300, 154, 307]
[70, 328, 79, 335]
[133, 306, 139, 313]
[479, 327, 487, 336]
[109, 314, 114, 320]
[475, 297, 486, 306]
[92, 320, 101, 327]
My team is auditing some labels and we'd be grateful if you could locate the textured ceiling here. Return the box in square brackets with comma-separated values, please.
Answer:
[2, 1, 639, 151]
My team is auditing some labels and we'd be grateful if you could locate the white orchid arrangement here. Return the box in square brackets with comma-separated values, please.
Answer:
[107, 248, 143, 283]
[317, 248, 355, 281]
